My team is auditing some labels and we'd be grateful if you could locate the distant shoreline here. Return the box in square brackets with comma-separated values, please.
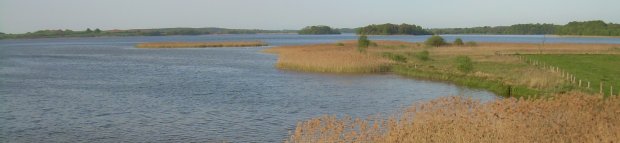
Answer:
[3, 33, 620, 40]
[546, 35, 620, 38]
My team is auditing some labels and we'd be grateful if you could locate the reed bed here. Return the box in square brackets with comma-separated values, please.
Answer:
[288, 93, 620, 143]
[263, 42, 397, 73]
[135, 41, 267, 48]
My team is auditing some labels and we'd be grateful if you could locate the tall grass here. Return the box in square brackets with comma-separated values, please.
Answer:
[287, 93, 620, 143]
[135, 41, 267, 48]
[263, 42, 395, 73]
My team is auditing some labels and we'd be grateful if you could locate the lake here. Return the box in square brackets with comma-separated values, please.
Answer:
[1, 34, 618, 142]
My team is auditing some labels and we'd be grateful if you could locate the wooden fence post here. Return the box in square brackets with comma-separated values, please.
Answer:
[587, 81, 590, 89]
[579, 80, 582, 87]
[600, 82, 604, 94]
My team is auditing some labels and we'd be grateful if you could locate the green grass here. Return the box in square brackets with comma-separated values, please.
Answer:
[392, 64, 540, 98]
[526, 54, 620, 96]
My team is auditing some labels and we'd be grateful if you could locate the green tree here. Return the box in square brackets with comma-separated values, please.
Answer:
[358, 35, 370, 52]
[455, 56, 474, 73]
[94, 28, 102, 33]
[415, 50, 430, 61]
[453, 38, 464, 46]
[86, 28, 92, 33]
[425, 35, 446, 47]
[357, 23, 432, 35]
[298, 25, 341, 35]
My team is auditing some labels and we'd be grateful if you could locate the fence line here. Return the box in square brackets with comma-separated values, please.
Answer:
[515, 55, 616, 96]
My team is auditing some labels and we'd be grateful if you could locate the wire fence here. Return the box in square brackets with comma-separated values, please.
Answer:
[516, 55, 618, 96]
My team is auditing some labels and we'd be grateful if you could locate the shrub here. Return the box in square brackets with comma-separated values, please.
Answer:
[465, 41, 478, 47]
[425, 35, 446, 47]
[382, 52, 407, 63]
[454, 38, 464, 46]
[415, 50, 430, 61]
[358, 35, 370, 52]
[336, 43, 345, 46]
[455, 56, 473, 73]
[370, 42, 378, 47]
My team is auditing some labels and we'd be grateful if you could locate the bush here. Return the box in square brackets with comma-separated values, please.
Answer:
[454, 38, 464, 46]
[465, 41, 478, 47]
[455, 56, 473, 73]
[415, 50, 430, 61]
[358, 35, 370, 52]
[382, 52, 407, 63]
[370, 42, 378, 47]
[425, 35, 446, 47]
[336, 43, 345, 46]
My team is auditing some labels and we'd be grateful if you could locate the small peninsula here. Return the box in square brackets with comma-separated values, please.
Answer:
[135, 41, 268, 48]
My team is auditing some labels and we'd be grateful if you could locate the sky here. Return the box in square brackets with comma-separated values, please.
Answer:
[1, 0, 619, 34]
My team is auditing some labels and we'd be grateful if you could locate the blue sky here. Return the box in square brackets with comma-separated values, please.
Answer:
[1, 0, 619, 33]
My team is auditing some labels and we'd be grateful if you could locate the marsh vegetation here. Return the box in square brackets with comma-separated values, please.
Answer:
[270, 35, 620, 142]
[287, 93, 620, 143]
[266, 37, 620, 97]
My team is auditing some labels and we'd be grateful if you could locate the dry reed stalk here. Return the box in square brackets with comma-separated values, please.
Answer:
[263, 41, 399, 73]
[288, 93, 620, 143]
[135, 41, 267, 48]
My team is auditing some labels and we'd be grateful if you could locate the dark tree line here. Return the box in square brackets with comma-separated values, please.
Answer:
[298, 25, 341, 35]
[431, 20, 620, 36]
[556, 20, 620, 36]
[357, 23, 432, 35]
[0, 28, 296, 39]
[431, 24, 559, 35]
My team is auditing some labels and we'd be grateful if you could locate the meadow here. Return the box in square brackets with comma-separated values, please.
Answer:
[135, 41, 267, 48]
[525, 54, 620, 96]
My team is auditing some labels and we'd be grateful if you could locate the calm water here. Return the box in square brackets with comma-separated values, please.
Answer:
[1, 34, 618, 142]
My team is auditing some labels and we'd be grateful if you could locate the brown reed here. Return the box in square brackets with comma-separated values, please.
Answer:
[287, 93, 620, 143]
[263, 41, 400, 73]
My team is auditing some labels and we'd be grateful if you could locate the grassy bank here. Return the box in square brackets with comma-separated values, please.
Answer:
[135, 41, 267, 48]
[287, 93, 620, 143]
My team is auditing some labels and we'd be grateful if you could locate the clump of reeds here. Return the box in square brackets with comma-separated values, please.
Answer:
[263, 41, 401, 73]
[135, 41, 267, 48]
[287, 93, 620, 143]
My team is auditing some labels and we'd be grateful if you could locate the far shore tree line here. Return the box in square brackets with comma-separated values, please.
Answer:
[298, 25, 341, 35]
[1, 20, 619, 39]
[0, 28, 296, 39]
[297, 20, 620, 36]
[431, 20, 620, 36]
